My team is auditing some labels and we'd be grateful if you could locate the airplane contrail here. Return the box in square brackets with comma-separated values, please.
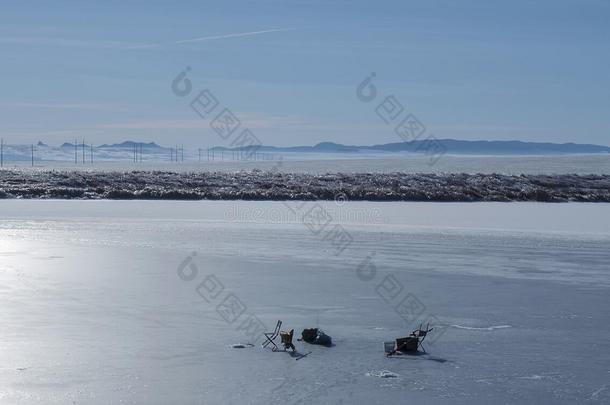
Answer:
[174, 28, 294, 44]
[0, 28, 295, 51]
[127, 28, 294, 49]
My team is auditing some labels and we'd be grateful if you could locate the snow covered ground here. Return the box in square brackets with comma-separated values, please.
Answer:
[4, 153, 610, 175]
[2, 170, 609, 201]
[1, 201, 609, 404]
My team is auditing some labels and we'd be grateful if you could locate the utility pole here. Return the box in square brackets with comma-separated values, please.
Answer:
[198, 148, 201, 162]
[31, 144, 34, 167]
[181, 145, 184, 162]
[1, 138, 3, 168]
[74, 139, 77, 164]
[82, 139, 85, 164]
[90, 144, 93, 164]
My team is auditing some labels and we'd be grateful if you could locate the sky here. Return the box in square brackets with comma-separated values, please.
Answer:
[1, 0, 609, 148]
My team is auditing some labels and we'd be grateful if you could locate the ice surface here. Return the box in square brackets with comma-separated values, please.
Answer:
[366, 370, 400, 379]
[450, 325, 512, 331]
[1, 200, 609, 404]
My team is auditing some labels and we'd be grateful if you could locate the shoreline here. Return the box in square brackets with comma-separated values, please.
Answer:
[1, 170, 609, 202]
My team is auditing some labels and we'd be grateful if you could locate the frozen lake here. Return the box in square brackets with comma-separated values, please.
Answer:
[1, 200, 609, 404]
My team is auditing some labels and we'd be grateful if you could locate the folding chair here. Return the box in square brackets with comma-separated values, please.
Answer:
[262, 320, 282, 350]
[410, 323, 433, 353]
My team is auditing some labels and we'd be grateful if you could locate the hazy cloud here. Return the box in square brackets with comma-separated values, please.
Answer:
[0, 28, 294, 51]
[5, 102, 116, 111]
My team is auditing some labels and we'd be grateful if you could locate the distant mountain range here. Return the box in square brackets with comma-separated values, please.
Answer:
[30, 139, 610, 155]
[98, 141, 163, 149]
[212, 140, 610, 155]
[60, 141, 163, 149]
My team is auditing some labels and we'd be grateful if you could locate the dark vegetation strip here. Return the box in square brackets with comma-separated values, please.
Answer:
[0, 170, 609, 202]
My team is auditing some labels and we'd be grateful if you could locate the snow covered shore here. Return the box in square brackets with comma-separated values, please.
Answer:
[1, 170, 609, 202]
